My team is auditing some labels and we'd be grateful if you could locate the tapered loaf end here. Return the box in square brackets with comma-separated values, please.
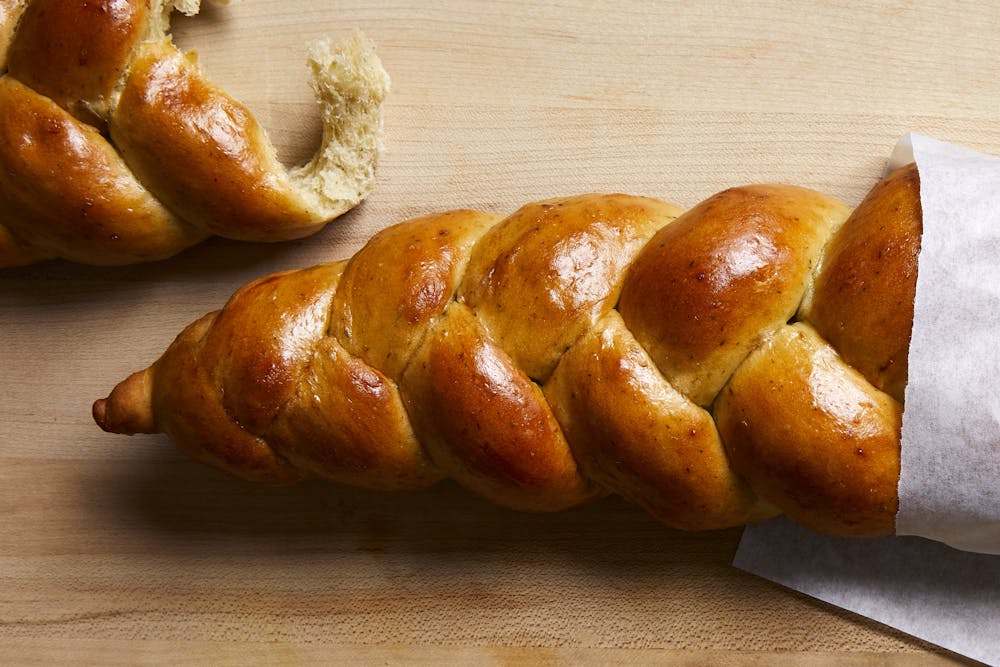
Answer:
[93, 368, 157, 435]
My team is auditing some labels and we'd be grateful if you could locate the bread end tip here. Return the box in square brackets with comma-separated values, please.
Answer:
[93, 369, 157, 435]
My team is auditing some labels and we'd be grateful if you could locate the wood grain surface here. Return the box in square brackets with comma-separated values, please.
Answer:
[1, 1, 996, 664]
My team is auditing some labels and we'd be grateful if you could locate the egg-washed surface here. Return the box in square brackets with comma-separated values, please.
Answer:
[95, 166, 922, 538]
[0, 0, 388, 266]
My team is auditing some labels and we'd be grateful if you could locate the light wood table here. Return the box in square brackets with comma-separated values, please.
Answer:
[1, 1, 994, 664]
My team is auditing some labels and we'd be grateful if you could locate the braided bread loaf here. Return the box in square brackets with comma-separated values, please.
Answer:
[94, 163, 921, 538]
[0, 0, 388, 267]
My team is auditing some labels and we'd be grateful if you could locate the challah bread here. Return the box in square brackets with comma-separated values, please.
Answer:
[95, 164, 921, 538]
[0, 0, 388, 266]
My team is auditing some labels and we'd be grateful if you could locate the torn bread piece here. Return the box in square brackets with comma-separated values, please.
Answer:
[0, 0, 389, 266]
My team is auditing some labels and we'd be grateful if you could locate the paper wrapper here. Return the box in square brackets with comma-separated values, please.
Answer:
[892, 134, 1000, 553]
[735, 134, 1000, 666]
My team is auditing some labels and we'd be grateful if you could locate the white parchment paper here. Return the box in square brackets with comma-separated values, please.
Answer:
[735, 517, 1000, 666]
[890, 133, 1000, 554]
[735, 135, 1000, 665]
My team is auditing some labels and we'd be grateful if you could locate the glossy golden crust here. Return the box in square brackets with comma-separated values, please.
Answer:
[619, 185, 850, 406]
[714, 324, 902, 537]
[0, 1, 388, 266]
[461, 194, 682, 382]
[110, 42, 322, 241]
[150, 312, 304, 485]
[0, 76, 203, 265]
[801, 164, 921, 402]
[544, 311, 776, 530]
[330, 209, 500, 378]
[96, 169, 924, 538]
[6, 0, 148, 120]
[199, 264, 344, 434]
[402, 302, 600, 511]
[266, 336, 442, 491]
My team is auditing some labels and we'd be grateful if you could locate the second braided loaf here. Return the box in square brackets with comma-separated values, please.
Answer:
[0, 0, 388, 266]
[94, 164, 921, 538]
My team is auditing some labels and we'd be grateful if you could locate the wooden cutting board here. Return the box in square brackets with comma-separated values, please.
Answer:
[1, 1, 994, 664]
